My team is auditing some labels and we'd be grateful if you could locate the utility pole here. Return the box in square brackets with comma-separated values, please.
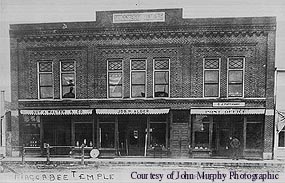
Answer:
[0, 90, 5, 155]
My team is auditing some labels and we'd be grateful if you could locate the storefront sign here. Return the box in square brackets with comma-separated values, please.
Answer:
[113, 12, 165, 23]
[96, 109, 169, 115]
[191, 108, 265, 115]
[213, 102, 245, 107]
[20, 109, 93, 115]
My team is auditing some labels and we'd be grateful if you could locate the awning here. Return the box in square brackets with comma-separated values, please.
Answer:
[20, 109, 93, 115]
[191, 108, 265, 115]
[96, 109, 170, 115]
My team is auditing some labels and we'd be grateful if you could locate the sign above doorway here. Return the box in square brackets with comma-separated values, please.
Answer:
[96, 109, 169, 115]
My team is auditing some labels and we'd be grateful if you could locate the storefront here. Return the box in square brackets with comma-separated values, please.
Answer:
[191, 108, 265, 159]
[20, 109, 93, 155]
[95, 109, 170, 157]
[19, 108, 171, 157]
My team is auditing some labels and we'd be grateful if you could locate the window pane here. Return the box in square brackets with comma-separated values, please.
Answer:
[150, 115, 167, 122]
[155, 59, 169, 70]
[61, 61, 75, 72]
[205, 70, 219, 83]
[40, 74, 52, 86]
[228, 84, 242, 97]
[278, 131, 285, 147]
[62, 86, 75, 98]
[62, 73, 75, 86]
[109, 85, 122, 98]
[246, 123, 263, 149]
[108, 61, 122, 70]
[132, 86, 145, 97]
[131, 60, 146, 70]
[40, 87, 53, 99]
[229, 70, 243, 83]
[75, 123, 93, 147]
[109, 73, 122, 85]
[204, 59, 219, 69]
[193, 115, 210, 148]
[100, 123, 115, 148]
[204, 84, 218, 97]
[150, 123, 166, 148]
[229, 58, 243, 69]
[132, 72, 145, 85]
[39, 62, 52, 72]
[155, 85, 169, 97]
[155, 72, 169, 84]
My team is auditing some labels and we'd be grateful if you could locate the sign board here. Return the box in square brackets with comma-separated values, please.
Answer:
[96, 109, 169, 115]
[113, 12, 165, 23]
[20, 109, 92, 115]
[213, 102, 245, 107]
[191, 108, 265, 115]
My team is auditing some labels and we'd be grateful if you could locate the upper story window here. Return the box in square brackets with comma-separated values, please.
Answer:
[108, 60, 123, 98]
[38, 61, 53, 99]
[131, 59, 146, 98]
[204, 58, 220, 97]
[61, 61, 76, 99]
[154, 58, 169, 97]
[228, 57, 244, 97]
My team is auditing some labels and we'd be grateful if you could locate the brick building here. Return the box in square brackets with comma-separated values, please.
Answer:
[9, 9, 276, 159]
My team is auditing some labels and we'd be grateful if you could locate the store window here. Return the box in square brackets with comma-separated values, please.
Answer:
[278, 126, 285, 147]
[38, 61, 53, 99]
[149, 115, 168, 149]
[204, 58, 220, 97]
[154, 58, 169, 97]
[99, 116, 115, 148]
[74, 122, 93, 147]
[23, 115, 40, 147]
[193, 115, 210, 149]
[108, 60, 123, 98]
[246, 115, 263, 149]
[228, 57, 244, 97]
[61, 61, 76, 98]
[131, 59, 146, 98]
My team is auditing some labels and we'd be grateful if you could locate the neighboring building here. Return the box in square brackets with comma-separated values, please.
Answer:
[9, 9, 276, 159]
[274, 69, 285, 159]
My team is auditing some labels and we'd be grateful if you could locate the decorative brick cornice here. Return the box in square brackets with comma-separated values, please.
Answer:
[12, 24, 273, 43]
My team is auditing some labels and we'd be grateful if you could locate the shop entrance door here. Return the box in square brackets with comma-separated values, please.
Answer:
[118, 115, 147, 156]
[212, 116, 243, 157]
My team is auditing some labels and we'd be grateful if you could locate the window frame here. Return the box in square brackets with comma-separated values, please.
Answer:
[107, 59, 123, 99]
[203, 58, 220, 98]
[37, 61, 54, 99]
[153, 58, 170, 98]
[278, 127, 285, 148]
[227, 57, 245, 98]
[130, 59, 147, 98]
[60, 60, 76, 99]
[148, 114, 169, 149]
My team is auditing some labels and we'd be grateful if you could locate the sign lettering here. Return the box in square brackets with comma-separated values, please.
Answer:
[113, 12, 165, 23]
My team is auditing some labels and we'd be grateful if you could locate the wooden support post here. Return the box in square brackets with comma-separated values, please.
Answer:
[81, 144, 84, 165]
[46, 144, 50, 165]
[21, 144, 25, 165]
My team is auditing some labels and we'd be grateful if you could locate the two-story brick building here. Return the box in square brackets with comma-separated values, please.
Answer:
[9, 8, 276, 159]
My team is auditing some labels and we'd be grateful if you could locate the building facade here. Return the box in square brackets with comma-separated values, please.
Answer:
[10, 9, 276, 159]
[274, 70, 285, 159]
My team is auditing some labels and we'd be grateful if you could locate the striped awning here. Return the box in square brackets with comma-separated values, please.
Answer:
[96, 109, 169, 115]
[20, 109, 93, 115]
[191, 108, 265, 115]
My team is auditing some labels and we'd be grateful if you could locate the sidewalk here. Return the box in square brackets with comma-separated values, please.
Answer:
[1, 156, 285, 168]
